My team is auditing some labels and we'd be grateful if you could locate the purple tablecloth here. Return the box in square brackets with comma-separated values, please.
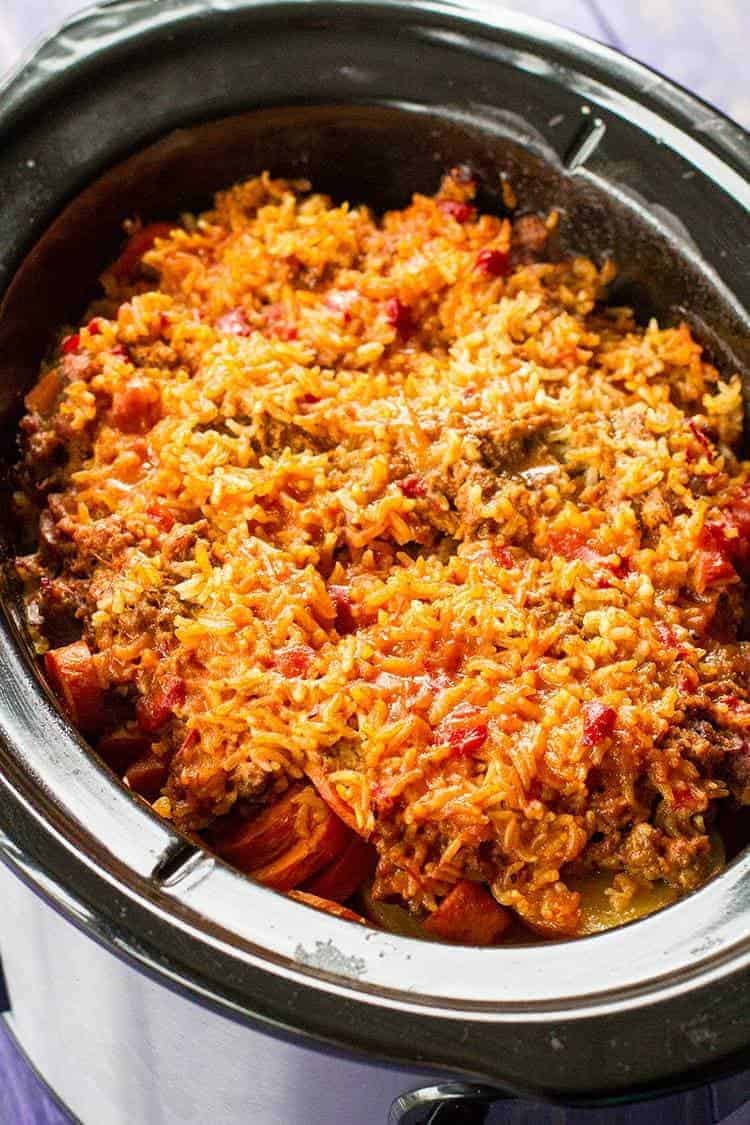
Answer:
[1, 1021, 71, 1125]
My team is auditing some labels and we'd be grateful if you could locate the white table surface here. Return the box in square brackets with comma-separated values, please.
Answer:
[0, 3, 748, 1124]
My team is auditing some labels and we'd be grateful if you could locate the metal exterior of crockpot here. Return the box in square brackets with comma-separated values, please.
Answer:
[0, 863, 451, 1125]
[0, 0, 749, 1104]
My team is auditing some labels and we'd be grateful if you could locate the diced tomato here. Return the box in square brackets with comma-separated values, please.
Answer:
[609, 556, 631, 579]
[582, 701, 617, 747]
[324, 289, 358, 321]
[136, 674, 185, 733]
[371, 780, 398, 817]
[44, 640, 104, 734]
[694, 546, 736, 594]
[328, 585, 357, 635]
[305, 755, 364, 835]
[476, 248, 511, 277]
[726, 493, 750, 571]
[491, 544, 514, 567]
[274, 644, 314, 677]
[249, 804, 352, 891]
[436, 703, 486, 752]
[698, 522, 730, 554]
[62, 334, 80, 355]
[111, 377, 161, 434]
[96, 732, 152, 773]
[111, 344, 130, 359]
[216, 307, 252, 336]
[287, 890, 367, 924]
[210, 786, 308, 871]
[592, 554, 630, 589]
[448, 723, 488, 758]
[438, 199, 475, 223]
[547, 529, 587, 559]
[385, 297, 415, 340]
[264, 303, 298, 340]
[400, 474, 426, 498]
[423, 881, 510, 945]
[696, 486, 750, 587]
[145, 502, 176, 532]
[111, 222, 174, 282]
[672, 784, 698, 810]
[655, 622, 678, 648]
[548, 530, 628, 579]
[87, 318, 103, 336]
[304, 837, 377, 902]
[124, 753, 168, 799]
[567, 542, 601, 566]
[688, 419, 712, 455]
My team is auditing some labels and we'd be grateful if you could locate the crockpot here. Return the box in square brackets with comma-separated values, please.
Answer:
[1, 2, 749, 1122]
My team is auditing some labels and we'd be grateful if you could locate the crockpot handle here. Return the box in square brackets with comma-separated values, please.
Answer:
[389, 1082, 510, 1124]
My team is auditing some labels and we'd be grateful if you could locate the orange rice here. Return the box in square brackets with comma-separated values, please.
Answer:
[15, 169, 750, 938]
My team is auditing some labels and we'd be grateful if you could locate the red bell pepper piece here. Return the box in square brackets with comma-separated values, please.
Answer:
[582, 701, 617, 748]
[476, 247, 510, 277]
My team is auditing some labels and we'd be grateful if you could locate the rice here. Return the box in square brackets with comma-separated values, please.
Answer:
[15, 168, 750, 938]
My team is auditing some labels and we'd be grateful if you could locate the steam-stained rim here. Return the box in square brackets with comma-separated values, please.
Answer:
[0, 0, 749, 1101]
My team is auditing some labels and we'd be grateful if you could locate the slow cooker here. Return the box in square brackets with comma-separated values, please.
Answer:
[0, 2, 749, 1122]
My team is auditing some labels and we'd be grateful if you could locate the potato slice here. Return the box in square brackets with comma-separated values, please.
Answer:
[569, 833, 726, 936]
[565, 872, 676, 935]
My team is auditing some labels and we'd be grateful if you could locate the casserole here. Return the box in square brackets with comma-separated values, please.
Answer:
[0, 2, 749, 1121]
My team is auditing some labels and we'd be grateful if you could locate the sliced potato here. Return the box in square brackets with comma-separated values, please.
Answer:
[567, 872, 677, 935]
[568, 836, 722, 935]
[568, 831, 726, 936]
